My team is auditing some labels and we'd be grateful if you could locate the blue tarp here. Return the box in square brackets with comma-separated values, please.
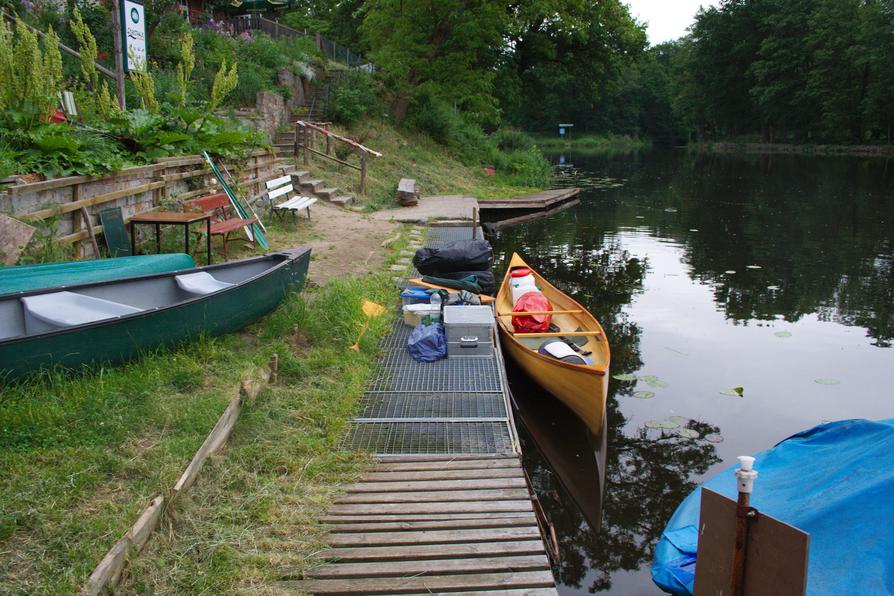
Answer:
[0, 254, 196, 295]
[653, 418, 894, 595]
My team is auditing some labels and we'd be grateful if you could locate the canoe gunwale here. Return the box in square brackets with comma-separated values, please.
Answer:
[0, 247, 310, 346]
[496, 253, 610, 376]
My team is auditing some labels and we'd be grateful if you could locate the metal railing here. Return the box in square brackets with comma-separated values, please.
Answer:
[227, 14, 373, 70]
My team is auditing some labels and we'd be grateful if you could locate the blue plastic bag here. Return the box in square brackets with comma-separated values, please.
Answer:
[407, 323, 447, 362]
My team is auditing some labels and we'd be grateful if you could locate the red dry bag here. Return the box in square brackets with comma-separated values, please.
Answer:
[512, 291, 552, 333]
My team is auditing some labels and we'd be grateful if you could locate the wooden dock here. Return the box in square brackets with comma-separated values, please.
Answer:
[283, 226, 558, 595]
[478, 188, 580, 211]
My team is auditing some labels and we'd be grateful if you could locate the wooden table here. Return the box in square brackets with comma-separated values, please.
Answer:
[130, 211, 212, 264]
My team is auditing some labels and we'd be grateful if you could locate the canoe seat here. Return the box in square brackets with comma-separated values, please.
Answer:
[21, 291, 143, 334]
[175, 272, 233, 295]
[538, 340, 592, 365]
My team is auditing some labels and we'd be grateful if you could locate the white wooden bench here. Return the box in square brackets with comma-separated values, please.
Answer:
[265, 175, 317, 220]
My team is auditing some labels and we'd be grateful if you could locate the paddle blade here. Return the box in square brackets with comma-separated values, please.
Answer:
[361, 300, 386, 318]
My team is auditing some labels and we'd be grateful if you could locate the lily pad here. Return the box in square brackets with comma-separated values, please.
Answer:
[815, 378, 841, 385]
[689, 228, 699, 232]
[678, 428, 700, 439]
[725, 270, 736, 275]
[633, 390, 656, 399]
[638, 374, 659, 383]
[767, 285, 780, 290]
[668, 415, 687, 425]
[659, 420, 680, 429]
[645, 420, 664, 429]
[664, 207, 678, 213]
[720, 386, 745, 397]
[774, 331, 792, 338]
[746, 264, 762, 269]
[704, 433, 724, 443]
[613, 373, 637, 382]
[635, 215, 645, 219]
[645, 378, 670, 388]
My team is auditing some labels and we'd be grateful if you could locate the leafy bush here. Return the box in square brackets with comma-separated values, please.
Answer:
[326, 70, 378, 125]
[492, 129, 536, 152]
[493, 147, 552, 187]
[0, 122, 127, 178]
[407, 94, 494, 165]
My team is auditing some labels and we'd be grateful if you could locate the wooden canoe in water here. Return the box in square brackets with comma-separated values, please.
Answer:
[0, 248, 310, 381]
[496, 253, 610, 435]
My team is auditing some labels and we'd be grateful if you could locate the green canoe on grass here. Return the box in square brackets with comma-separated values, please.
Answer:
[0, 248, 310, 381]
[0, 253, 196, 295]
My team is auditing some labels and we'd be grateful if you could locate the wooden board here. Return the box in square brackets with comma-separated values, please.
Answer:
[304, 555, 549, 579]
[334, 488, 531, 503]
[318, 540, 549, 563]
[407, 278, 495, 303]
[321, 512, 533, 523]
[325, 518, 537, 532]
[282, 570, 556, 594]
[361, 468, 522, 481]
[328, 500, 534, 515]
[327, 526, 542, 547]
[0, 214, 35, 265]
[344, 477, 527, 492]
[693, 489, 809, 596]
[375, 458, 519, 472]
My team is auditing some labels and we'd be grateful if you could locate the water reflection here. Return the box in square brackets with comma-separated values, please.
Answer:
[492, 148, 893, 594]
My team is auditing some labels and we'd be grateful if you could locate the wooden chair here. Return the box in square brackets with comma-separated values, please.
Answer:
[184, 193, 256, 260]
[98, 207, 132, 257]
[264, 174, 317, 220]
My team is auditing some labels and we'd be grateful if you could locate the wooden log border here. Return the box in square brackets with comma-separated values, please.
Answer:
[81, 355, 279, 595]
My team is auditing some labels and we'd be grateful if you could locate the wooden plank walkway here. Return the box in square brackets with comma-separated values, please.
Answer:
[284, 454, 556, 595]
[478, 188, 580, 210]
[279, 226, 557, 594]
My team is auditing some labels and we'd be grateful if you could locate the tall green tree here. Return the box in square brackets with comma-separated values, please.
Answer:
[859, 0, 894, 143]
[749, 0, 813, 141]
[360, 0, 505, 124]
[496, 0, 646, 130]
[807, 0, 866, 141]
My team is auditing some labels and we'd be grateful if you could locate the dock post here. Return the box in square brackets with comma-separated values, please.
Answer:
[731, 456, 758, 596]
[359, 151, 368, 196]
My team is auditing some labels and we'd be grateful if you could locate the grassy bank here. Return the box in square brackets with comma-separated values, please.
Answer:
[535, 133, 651, 153]
[0, 231, 409, 592]
[297, 119, 550, 209]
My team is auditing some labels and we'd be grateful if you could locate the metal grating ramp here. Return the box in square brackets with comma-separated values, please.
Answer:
[344, 421, 513, 454]
[356, 392, 507, 419]
[345, 224, 516, 456]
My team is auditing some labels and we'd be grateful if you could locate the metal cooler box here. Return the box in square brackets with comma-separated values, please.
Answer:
[443, 305, 495, 357]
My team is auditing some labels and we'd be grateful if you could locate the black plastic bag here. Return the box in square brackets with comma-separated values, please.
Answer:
[413, 239, 493, 275]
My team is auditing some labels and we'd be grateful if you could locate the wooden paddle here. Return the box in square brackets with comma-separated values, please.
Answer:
[408, 278, 495, 303]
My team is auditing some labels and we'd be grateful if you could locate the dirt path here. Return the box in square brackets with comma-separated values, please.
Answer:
[281, 202, 400, 285]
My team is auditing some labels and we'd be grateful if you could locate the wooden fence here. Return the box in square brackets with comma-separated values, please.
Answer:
[0, 151, 280, 258]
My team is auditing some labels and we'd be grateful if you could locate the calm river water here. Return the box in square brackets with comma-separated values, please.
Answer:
[489, 149, 894, 594]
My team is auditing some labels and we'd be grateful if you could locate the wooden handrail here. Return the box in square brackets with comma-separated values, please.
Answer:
[296, 120, 383, 157]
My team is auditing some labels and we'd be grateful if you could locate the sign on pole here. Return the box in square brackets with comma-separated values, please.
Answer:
[121, 0, 147, 72]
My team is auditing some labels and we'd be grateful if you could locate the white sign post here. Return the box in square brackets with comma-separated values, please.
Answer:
[121, 0, 146, 72]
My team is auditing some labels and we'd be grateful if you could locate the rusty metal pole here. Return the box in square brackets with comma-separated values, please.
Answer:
[731, 456, 758, 596]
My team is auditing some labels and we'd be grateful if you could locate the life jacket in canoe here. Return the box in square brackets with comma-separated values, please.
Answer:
[512, 291, 552, 333]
